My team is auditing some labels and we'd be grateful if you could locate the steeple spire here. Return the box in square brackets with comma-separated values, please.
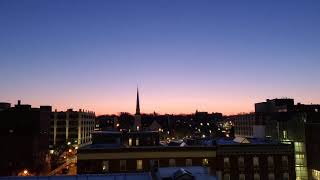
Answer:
[136, 87, 140, 115]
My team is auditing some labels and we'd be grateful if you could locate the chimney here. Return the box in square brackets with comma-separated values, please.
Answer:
[18, 100, 21, 105]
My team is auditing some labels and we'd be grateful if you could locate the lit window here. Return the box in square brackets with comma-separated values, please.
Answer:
[186, 159, 192, 166]
[254, 173, 260, 180]
[120, 160, 126, 171]
[294, 142, 305, 153]
[169, 159, 176, 167]
[253, 157, 259, 168]
[102, 161, 109, 172]
[239, 174, 245, 180]
[128, 138, 132, 146]
[283, 130, 288, 139]
[136, 138, 139, 146]
[224, 157, 230, 168]
[238, 157, 244, 168]
[267, 156, 274, 167]
[295, 154, 305, 165]
[312, 169, 320, 179]
[202, 158, 209, 166]
[137, 160, 143, 170]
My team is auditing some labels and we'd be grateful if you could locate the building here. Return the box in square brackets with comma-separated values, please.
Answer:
[0, 101, 51, 176]
[95, 115, 119, 131]
[226, 113, 265, 138]
[0, 174, 152, 180]
[77, 130, 295, 180]
[215, 137, 295, 180]
[255, 98, 295, 113]
[49, 109, 95, 148]
[304, 110, 320, 180]
[230, 98, 320, 180]
[0, 102, 11, 111]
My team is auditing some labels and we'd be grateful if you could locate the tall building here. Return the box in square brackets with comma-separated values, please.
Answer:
[49, 109, 95, 148]
[0, 101, 51, 176]
[231, 98, 320, 180]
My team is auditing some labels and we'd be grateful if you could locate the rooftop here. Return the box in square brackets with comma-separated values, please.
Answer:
[0, 174, 152, 180]
[156, 166, 217, 180]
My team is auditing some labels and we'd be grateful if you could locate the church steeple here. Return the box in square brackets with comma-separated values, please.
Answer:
[136, 87, 140, 115]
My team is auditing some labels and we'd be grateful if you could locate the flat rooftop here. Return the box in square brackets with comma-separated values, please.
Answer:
[0, 173, 152, 180]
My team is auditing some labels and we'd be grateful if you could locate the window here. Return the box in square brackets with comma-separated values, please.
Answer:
[128, 138, 132, 146]
[120, 160, 126, 171]
[267, 156, 274, 167]
[186, 159, 192, 166]
[169, 159, 176, 167]
[253, 157, 259, 168]
[238, 157, 244, 168]
[312, 169, 320, 179]
[268, 173, 275, 180]
[296, 166, 308, 179]
[295, 154, 305, 166]
[294, 142, 305, 153]
[150, 160, 159, 168]
[282, 156, 288, 168]
[136, 138, 139, 146]
[224, 173, 230, 180]
[137, 160, 143, 170]
[239, 174, 245, 180]
[283, 173, 289, 180]
[254, 173, 260, 180]
[102, 161, 109, 173]
[202, 158, 209, 166]
[224, 157, 230, 168]
[283, 130, 288, 139]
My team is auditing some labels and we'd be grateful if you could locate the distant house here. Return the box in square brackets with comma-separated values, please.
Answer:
[148, 120, 162, 131]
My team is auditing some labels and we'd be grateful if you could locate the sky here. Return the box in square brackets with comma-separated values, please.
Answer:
[0, 0, 320, 115]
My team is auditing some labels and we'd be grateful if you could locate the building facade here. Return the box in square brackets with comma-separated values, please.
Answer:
[0, 101, 51, 176]
[77, 131, 295, 180]
[49, 109, 95, 148]
[227, 113, 265, 138]
[230, 98, 320, 180]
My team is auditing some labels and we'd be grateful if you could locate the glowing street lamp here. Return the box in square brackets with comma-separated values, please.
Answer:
[23, 170, 28, 175]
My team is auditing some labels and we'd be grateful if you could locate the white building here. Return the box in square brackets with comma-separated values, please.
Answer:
[49, 109, 95, 148]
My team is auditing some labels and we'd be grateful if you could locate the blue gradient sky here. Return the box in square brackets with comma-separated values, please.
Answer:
[1, 0, 320, 115]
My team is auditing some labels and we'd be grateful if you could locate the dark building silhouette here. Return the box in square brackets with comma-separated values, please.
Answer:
[0, 101, 51, 176]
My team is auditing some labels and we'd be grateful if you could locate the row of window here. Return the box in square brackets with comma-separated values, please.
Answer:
[223, 156, 288, 168]
[223, 172, 289, 180]
[101, 158, 209, 172]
